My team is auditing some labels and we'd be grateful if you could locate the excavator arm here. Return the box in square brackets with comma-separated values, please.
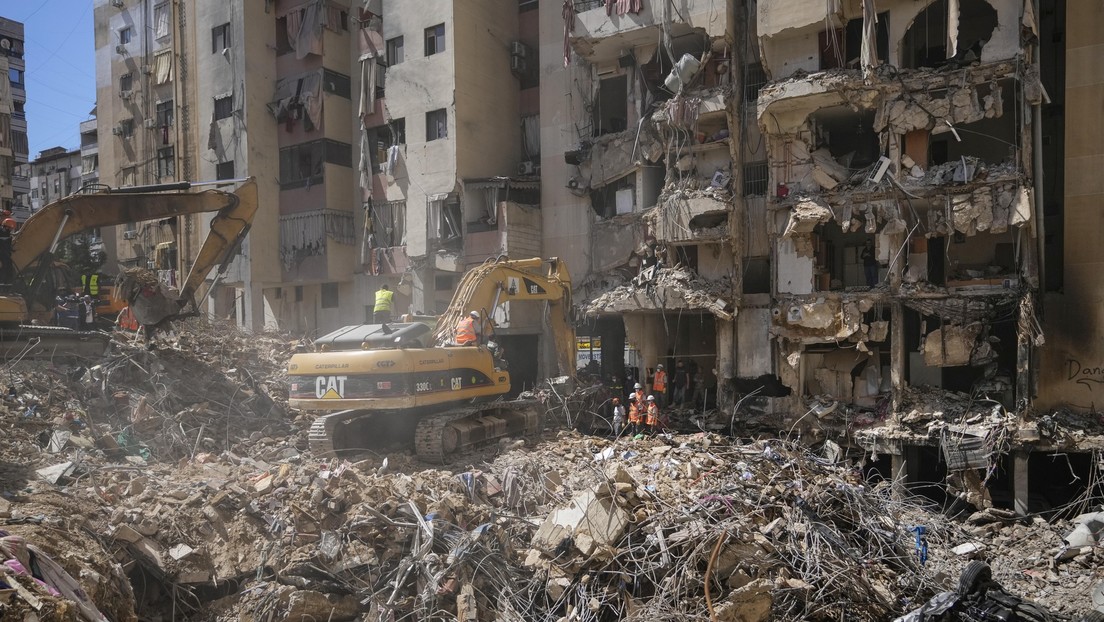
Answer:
[12, 179, 258, 325]
[433, 257, 576, 377]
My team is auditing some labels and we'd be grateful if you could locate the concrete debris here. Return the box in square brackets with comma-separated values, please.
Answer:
[922, 322, 985, 367]
[1, 320, 1102, 621]
[582, 266, 734, 320]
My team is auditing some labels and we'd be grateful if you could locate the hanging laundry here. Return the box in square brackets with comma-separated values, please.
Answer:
[562, 0, 574, 67]
[384, 145, 399, 177]
[606, 0, 643, 16]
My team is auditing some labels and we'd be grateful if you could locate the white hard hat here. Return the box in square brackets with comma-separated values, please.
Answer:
[656, 364, 664, 369]
[470, 311, 480, 318]
[646, 395, 655, 401]
[633, 383, 642, 389]
[628, 393, 635, 399]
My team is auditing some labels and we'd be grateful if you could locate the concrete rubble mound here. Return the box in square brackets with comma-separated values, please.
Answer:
[0, 322, 1102, 621]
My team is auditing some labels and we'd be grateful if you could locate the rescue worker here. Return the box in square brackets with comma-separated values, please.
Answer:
[652, 363, 667, 407]
[626, 393, 642, 436]
[632, 382, 645, 407]
[611, 397, 625, 438]
[455, 311, 481, 346]
[117, 305, 140, 332]
[644, 395, 660, 435]
[373, 284, 394, 323]
[81, 273, 100, 297]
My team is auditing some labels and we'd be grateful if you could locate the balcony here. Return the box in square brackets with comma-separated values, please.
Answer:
[279, 209, 356, 281]
[570, 0, 730, 64]
[463, 202, 541, 266]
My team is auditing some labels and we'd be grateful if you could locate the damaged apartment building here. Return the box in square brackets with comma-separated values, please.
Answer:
[543, 0, 752, 407]
[755, 0, 1077, 516]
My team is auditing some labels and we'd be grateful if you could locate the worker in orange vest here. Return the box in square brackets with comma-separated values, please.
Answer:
[631, 382, 645, 406]
[651, 364, 667, 407]
[644, 395, 660, 435]
[117, 305, 140, 332]
[455, 311, 481, 345]
[627, 393, 642, 436]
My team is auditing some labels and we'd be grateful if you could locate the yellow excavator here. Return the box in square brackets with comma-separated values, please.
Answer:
[0, 178, 257, 334]
[287, 257, 576, 461]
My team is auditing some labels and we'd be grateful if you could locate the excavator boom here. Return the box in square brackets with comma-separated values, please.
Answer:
[2, 179, 258, 327]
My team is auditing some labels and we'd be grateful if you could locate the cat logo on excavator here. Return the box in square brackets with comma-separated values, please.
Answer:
[316, 375, 347, 399]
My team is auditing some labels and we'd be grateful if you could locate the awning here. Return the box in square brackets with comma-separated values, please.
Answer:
[268, 70, 323, 128]
[153, 50, 173, 85]
[463, 177, 541, 191]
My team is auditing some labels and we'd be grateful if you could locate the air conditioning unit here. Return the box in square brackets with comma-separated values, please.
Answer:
[122, 230, 138, 240]
[119, 90, 132, 99]
[510, 55, 527, 74]
[144, 118, 157, 128]
[517, 160, 535, 176]
[111, 0, 124, 7]
[115, 45, 126, 55]
[510, 41, 528, 58]
[141, 64, 152, 74]
[111, 127, 122, 136]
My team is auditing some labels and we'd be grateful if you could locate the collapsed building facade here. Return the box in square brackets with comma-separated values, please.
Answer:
[540, 0, 1085, 515]
[541, 0, 749, 407]
[756, 0, 1079, 517]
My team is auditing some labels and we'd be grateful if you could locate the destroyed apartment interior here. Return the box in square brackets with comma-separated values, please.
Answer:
[10, 0, 1104, 620]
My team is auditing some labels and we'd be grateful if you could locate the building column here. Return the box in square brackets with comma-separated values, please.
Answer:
[1013, 451, 1030, 516]
[410, 263, 433, 316]
[890, 302, 905, 413]
[891, 452, 907, 500]
[717, 319, 735, 411]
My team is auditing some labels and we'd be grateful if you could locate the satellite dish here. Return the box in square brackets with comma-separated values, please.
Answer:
[0, 39, 11, 51]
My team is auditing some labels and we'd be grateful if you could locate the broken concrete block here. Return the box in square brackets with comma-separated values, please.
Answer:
[36, 462, 76, 485]
[952, 542, 986, 556]
[169, 544, 195, 560]
[712, 578, 773, 622]
[782, 198, 832, 238]
[923, 323, 982, 367]
[285, 590, 360, 622]
[111, 525, 144, 544]
[532, 489, 631, 558]
[254, 474, 275, 494]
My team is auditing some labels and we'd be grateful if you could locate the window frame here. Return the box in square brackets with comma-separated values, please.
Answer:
[213, 95, 233, 121]
[424, 24, 445, 56]
[216, 160, 235, 180]
[425, 109, 447, 141]
[386, 36, 404, 65]
[156, 147, 175, 179]
[155, 100, 174, 127]
[119, 26, 133, 45]
[211, 22, 231, 54]
[321, 282, 339, 309]
[119, 73, 133, 93]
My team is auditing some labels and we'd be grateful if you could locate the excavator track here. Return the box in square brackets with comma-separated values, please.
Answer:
[414, 400, 541, 463]
[308, 399, 544, 462]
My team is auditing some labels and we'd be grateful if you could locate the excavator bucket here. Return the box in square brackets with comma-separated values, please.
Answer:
[118, 179, 258, 327]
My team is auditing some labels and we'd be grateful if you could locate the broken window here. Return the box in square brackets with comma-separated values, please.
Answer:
[593, 74, 628, 137]
[279, 141, 324, 188]
[802, 344, 889, 406]
[211, 23, 230, 54]
[371, 200, 406, 247]
[386, 36, 404, 65]
[589, 173, 635, 219]
[901, 0, 998, 69]
[743, 257, 771, 294]
[818, 12, 888, 70]
[275, 17, 293, 55]
[156, 147, 175, 179]
[214, 95, 233, 121]
[806, 221, 881, 291]
[902, 304, 1015, 399]
[428, 195, 462, 245]
[809, 106, 880, 170]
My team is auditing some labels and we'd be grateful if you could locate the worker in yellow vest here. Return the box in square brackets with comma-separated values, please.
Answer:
[373, 284, 393, 323]
[81, 273, 100, 296]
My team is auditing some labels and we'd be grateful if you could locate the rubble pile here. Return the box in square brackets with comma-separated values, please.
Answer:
[3, 322, 1104, 620]
[583, 266, 735, 319]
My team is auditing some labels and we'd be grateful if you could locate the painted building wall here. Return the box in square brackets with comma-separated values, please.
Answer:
[1037, 2, 1104, 410]
[538, 4, 593, 280]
